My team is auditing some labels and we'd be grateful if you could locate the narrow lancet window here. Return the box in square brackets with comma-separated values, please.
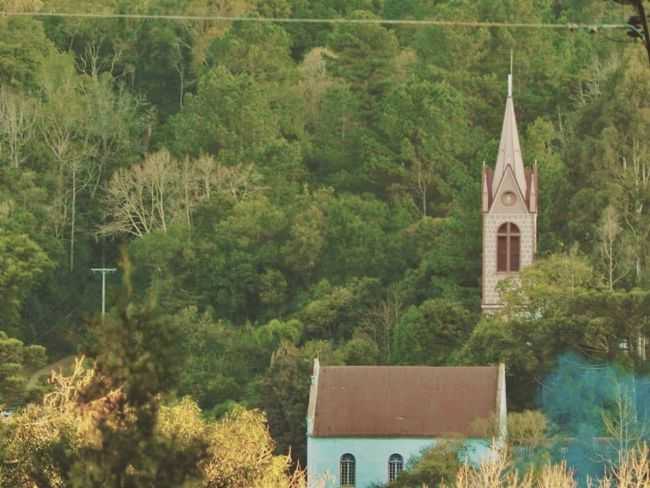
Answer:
[497, 223, 520, 272]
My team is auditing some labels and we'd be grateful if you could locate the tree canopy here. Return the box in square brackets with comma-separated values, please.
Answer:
[1, 0, 649, 474]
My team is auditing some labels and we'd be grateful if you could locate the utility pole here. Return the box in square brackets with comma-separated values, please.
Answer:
[91, 268, 117, 320]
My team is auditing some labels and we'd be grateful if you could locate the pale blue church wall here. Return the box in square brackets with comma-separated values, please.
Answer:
[307, 437, 492, 488]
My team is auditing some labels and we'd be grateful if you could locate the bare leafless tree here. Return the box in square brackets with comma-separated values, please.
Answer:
[598, 205, 629, 290]
[99, 150, 177, 238]
[619, 137, 650, 284]
[99, 151, 262, 238]
[363, 286, 403, 361]
[0, 88, 38, 169]
[41, 96, 95, 271]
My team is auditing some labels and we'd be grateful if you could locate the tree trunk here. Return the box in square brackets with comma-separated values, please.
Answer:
[183, 159, 192, 228]
[179, 66, 185, 109]
[609, 241, 614, 291]
[70, 164, 76, 271]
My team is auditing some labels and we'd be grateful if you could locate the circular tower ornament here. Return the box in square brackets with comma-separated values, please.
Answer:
[501, 191, 516, 206]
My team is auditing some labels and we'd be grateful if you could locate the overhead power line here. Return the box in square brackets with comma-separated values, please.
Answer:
[0, 11, 629, 30]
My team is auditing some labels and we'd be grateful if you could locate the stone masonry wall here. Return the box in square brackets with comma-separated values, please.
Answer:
[482, 212, 536, 309]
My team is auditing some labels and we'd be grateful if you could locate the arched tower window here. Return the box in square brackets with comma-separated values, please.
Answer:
[497, 223, 520, 272]
[388, 453, 404, 482]
[340, 453, 355, 487]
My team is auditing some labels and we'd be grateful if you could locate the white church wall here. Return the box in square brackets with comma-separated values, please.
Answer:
[307, 436, 493, 488]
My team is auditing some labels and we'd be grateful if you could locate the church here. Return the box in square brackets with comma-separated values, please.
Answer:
[306, 77, 537, 487]
[306, 361, 506, 487]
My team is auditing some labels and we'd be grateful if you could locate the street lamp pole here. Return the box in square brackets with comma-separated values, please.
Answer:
[91, 268, 117, 320]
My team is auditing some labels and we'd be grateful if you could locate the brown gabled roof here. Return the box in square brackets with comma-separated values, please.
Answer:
[312, 366, 498, 438]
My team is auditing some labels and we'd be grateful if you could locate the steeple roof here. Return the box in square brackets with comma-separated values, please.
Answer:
[492, 74, 527, 197]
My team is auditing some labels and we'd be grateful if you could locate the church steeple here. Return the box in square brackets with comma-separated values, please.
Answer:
[492, 74, 527, 197]
[481, 71, 538, 313]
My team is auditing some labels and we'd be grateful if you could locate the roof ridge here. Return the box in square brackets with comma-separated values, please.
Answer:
[320, 365, 498, 369]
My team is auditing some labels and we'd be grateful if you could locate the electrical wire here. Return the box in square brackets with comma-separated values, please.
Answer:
[0, 10, 630, 30]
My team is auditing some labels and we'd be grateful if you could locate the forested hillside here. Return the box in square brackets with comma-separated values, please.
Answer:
[2, 0, 650, 477]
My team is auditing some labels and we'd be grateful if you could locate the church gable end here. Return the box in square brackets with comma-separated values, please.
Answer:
[489, 165, 529, 214]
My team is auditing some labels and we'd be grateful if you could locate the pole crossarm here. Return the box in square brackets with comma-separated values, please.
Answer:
[91, 268, 117, 319]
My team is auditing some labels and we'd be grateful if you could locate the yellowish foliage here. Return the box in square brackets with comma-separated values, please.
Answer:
[597, 444, 650, 488]
[0, 0, 43, 12]
[42, 356, 95, 411]
[393, 48, 417, 82]
[203, 407, 276, 487]
[299, 48, 336, 122]
[158, 396, 207, 447]
[440, 442, 650, 488]
[159, 401, 305, 488]
[508, 410, 549, 448]
[184, 0, 254, 69]
[2, 358, 305, 488]
[449, 446, 576, 488]
[158, 400, 306, 488]
[2, 359, 101, 485]
[3, 399, 81, 487]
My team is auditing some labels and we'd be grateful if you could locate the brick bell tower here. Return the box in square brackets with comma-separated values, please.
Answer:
[481, 74, 538, 313]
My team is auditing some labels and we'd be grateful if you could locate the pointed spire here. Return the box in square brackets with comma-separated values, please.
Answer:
[492, 70, 527, 197]
[508, 50, 513, 98]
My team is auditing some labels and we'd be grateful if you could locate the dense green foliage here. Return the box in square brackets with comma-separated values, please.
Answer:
[0, 330, 46, 406]
[2, 0, 650, 469]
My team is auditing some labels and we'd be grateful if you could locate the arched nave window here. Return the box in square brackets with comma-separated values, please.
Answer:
[340, 453, 355, 487]
[388, 453, 404, 482]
